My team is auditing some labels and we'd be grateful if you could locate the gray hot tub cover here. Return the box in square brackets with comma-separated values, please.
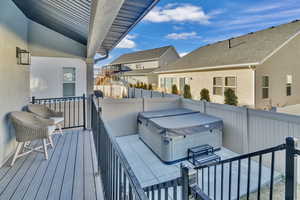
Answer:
[138, 108, 223, 136]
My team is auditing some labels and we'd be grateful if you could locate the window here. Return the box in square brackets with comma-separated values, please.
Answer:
[63, 68, 76, 97]
[286, 75, 292, 96]
[262, 76, 269, 99]
[213, 77, 223, 95]
[179, 77, 186, 92]
[160, 78, 166, 89]
[224, 77, 236, 93]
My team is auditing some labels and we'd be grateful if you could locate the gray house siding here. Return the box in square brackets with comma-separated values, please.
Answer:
[0, 0, 30, 166]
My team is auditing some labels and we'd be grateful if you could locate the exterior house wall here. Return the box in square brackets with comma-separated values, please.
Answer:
[0, 0, 30, 166]
[158, 68, 255, 107]
[124, 61, 159, 70]
[30, 56, 87, 98]
[28, 21, 87, 58]
[255, 34, 300, 109]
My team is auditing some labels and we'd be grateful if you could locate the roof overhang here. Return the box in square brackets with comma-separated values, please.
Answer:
[155, 62, 260, 74]
[12, 0, 159, 58]
[109, 58, 159, 66]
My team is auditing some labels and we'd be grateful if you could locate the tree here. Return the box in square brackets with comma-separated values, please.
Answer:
[224, 88, 238, 106]
[183, 84, 192, 99]
[200, 88, 210, 102]
[148, 84, 153, 90]
[171, 84, 179, 95]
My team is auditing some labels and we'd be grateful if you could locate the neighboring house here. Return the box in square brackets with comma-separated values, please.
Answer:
[31, 57, 87, 98]
[155, 20, 300, 109]
[109, 46, 179, 88]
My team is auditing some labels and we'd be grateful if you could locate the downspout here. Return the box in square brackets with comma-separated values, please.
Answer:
[95, 50, 109, 63]
[249, 65, 256, 108]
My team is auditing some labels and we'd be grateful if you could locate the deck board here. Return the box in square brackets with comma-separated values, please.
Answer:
[0, 129, 102, 200]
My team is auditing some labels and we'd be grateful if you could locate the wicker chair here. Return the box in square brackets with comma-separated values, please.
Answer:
[27, 104, 64, 135]
[10, 111, 55, 166]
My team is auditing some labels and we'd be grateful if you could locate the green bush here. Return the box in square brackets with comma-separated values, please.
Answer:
[200, 88, 210, 102]
[136, 82, 141, 88]
[129, 83, 133, 88]
[183, 84, 192, 99]
[143, 83, 148, 90]
[171, 84, 179, 95]
[224, 88, 238, 106]
[148, 84, 153, 90]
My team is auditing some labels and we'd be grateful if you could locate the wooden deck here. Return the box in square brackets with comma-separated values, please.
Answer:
[0, 129, 104, 200]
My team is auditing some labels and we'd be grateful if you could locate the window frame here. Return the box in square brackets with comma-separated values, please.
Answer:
[63, 67, 76, 97]
[224, 76, 237, 94]
[213, 77, 223, 96]
[286, 74, 292, 96]
[262, 75, 269, 99]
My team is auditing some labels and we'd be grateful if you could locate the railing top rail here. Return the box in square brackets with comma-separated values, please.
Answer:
[33, 95, 85, 101]
[195, 144, 286, 169]
[93, 99, 148, 200]
[143, 177, 181, 191]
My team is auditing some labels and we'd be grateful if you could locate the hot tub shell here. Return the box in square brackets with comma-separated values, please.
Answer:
[138, 108, 223, 164]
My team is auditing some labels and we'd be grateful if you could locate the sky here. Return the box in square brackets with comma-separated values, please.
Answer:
[95, 0, 300, 67]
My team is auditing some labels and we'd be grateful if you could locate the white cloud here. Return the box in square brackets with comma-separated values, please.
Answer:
[144, 4, 211, 24]
[116, 34, 137, 49]
[179, 52, 189, 57]
[166, 32, 201, 40]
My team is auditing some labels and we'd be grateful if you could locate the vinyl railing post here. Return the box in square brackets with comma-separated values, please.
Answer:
[285, 137, 298, 200]
[181, 164, 197, 200]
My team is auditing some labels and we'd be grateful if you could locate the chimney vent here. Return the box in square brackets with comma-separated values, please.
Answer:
[228, 39, 231, 48]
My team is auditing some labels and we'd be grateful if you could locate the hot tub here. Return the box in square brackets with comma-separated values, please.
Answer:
[138, 108, 223, 164]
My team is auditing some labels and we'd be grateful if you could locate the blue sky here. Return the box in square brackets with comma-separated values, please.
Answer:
[95, 0, 300, 67]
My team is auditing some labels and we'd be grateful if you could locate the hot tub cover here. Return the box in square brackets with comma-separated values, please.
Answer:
[138, 108, 223, 136]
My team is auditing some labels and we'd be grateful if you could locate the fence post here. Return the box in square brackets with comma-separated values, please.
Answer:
[83, 93, 86, 130]
[285, 137, 298, 200]
[31, 96, 36, 104]
[181, 164, 197, 200]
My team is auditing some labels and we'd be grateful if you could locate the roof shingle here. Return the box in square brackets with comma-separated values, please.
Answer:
[155, 20, 300, 73]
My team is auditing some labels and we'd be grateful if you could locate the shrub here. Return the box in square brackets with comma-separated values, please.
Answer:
[171, 84, 179, 95]
[129, 83, 133, 88]
[148, 84, 153, 90]
[136, 82, 141, 88]
[200, 88, 210, 102]
[143, 83, 148, 90]
[183, 84, 192, 99]
[224, 88, 238, 106]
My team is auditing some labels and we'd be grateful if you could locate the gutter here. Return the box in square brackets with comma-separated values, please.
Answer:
[95, 50, 109, 64]
[155, 62, 260, 74]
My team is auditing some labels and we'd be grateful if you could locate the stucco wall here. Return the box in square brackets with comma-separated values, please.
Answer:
[28, 21, 87, 58]
[30, 56, 87, 98]
[255, 34, 300, 109]
[158, 68, 255, 107]
[0, 0, 30, 166]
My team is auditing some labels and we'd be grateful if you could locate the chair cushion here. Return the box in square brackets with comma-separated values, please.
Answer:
[50, 117, 64, 124]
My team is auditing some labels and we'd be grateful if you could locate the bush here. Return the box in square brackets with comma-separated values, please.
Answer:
[183, 84, 192, 99]
[129, 83, 133, 88]
[148, 84, 153, 90]
[143, 83, 148, 90]
[224, 88, 238, 106]
[171, 84, 179, 95]
[136, 82, 141, 88]
[200, 88, 210, 102]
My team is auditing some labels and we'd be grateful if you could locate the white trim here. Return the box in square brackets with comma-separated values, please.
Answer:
[155, 62, 259, 74]
[260, 30, 300, 64]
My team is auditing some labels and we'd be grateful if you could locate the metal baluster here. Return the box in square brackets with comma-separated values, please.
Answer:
[129, 184, 133, 200]
[164, 183, 168, 200]
[229, 162, 232, 200]
[214, 165, 217, 200]
[257, 155, 262, 200]
[221, 163, 224, 200]
[208, 167, 210, 196]
[237, 160, 241, 200]
[247, 157, 251, 200]
[269, 152, 275, 200]
[73, 98, 75, 127]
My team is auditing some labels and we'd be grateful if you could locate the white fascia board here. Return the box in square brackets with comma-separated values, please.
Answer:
[154, 62, 260, 74]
